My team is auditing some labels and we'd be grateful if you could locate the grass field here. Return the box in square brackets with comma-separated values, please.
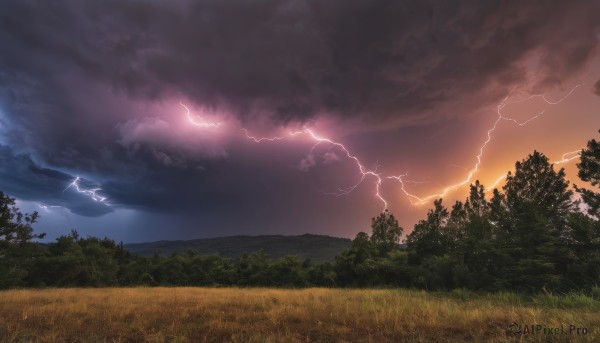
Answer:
[0, 288, 598, 342]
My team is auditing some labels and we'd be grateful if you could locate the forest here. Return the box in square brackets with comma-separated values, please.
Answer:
[1, 130, 599, 294]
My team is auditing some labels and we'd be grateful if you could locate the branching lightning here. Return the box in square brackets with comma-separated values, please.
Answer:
[387, 83, 583, 205]
[496, 84, 582, 126]
[386, 95, 511, 205]
[58, 103, 213, 209]
[180, 83, 584, 212]
[243, 126, 389, 209]
[63, 176, 108, 203]
[485, 149, 583, 191]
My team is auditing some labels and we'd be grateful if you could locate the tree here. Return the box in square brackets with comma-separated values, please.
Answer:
[565, 212, 600, 289]
[352, 231, 373, 255]
[0, 192, 45, 288]
[308, 262, 337, 287]
[405, 199, 449, 261]
[235, 250, 271, 286]
[0, 192, 45, 246]
[503, 150, 575, 231]
[497, 152, 577, 292]
[334, 231, 377, 286]
[506, 202, 561, 291]
[575, 129, 600, 217]
[30, 234, 124, 287]
[454, 181, 496, 289]
[370, 209, 403, 255]
[266, 255, 308, 287]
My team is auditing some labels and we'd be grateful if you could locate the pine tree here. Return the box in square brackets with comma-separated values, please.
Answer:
[503, 150, 574, 232]
[498, 151, 576, 291]
[457, 181, 495, 289]
[406, 199, 449, 260]
[575, 129, 600, 217]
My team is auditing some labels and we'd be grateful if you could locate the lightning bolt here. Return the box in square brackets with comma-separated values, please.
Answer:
[62, 104, 218, 206]
[242, 127, 388, 209]
[181, 82, 582, 211]
[552, 149, 582, 165]
[387, 83, 583, 205]
[496, 84, 582, 126]
[385, 93, 515, 204]
[486, 175, 508, 192]
[63, 176, 108, 203]
[241, 128, 288, 142]
[302, 128, 388, 208]
[485, 149, 582, 191]
[37, 204, 62, 213]
[36, 203, 74, 227]
[180, 102, 222, 128]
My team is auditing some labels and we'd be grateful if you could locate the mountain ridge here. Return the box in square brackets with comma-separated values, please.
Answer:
[124, 234, 352, 262]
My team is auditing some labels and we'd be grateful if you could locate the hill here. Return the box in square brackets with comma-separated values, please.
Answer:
[124, 234, 351, 262]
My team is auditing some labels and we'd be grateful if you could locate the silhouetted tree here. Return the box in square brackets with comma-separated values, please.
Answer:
[4, 131, 600, 293]
[405, 199, 448, 262]
[0, 192, 44, 245]
[503, 150, 575, 230]
[455, 181, 496, 289]
[565, 212, 600, 289]
[0, 192, 45, 288]
[498, 151, 577, 291]
[575, 129, 600, 217]
[370, 210, 403, 256]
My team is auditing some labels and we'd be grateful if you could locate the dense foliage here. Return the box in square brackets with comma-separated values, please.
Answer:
[1, 131, 599, 293]
[124, 234, 351, 262]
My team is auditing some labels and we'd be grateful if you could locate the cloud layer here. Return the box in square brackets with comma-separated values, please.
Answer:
[0, 0, 598, 240]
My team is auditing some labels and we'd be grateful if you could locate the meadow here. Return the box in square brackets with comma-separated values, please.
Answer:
[0, 288, 598, 342]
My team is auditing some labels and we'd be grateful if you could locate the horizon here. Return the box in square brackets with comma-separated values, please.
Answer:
[122, 233, 352, 245]
[1, 1, 599, 242]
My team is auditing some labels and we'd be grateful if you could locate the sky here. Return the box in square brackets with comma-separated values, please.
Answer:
[0, 1, 599, 243]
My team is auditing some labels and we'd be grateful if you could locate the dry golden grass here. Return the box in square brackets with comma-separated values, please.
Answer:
[0, 287, 598, 342]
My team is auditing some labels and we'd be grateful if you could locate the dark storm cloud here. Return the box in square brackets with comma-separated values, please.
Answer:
[0, 0, 599, 223]
[0, 145, 112, 216]
[1, 1, 599, 126]
[97, 142, 319, 213]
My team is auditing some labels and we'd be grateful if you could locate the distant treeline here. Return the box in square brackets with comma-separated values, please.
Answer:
[1, 130, 599, 293]
[124, 234, 352, 262]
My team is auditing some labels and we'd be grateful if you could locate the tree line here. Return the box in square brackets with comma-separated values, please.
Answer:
[1, 131, 599, 293]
